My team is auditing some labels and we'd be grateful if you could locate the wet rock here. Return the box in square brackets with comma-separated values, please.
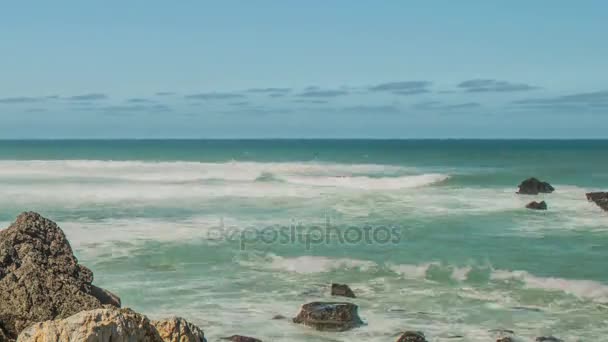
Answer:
[496, 338, 514, 342]
[153, 317, 206, 342]
[535, 337, 563, 342]
[91, 284, 122, 307]
[517, 178, 555, 195]
[271, 314, 286, 320]
[396, 331, 427, 342]
[586, 192, 608, 212]
[16, 306, 205, 342]
[330, 283, 356, 298]
[292, 302, 363, 331]
[526, 200, 548, 210]
[0, 212, 119, 340]
[221, 335, 262, 342]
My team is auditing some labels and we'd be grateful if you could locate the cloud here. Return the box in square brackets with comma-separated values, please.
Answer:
[126, 98, 153, 103]
[229, 101, 250, 106]
[247, 87, 291, 94]
[458, 79, 538, 92]
[293, 99, 329, 104]
[412, 101, 481, 111]
[339, 105, 402, 114]
[0, 97, 44, 104]
[513, 90, 608, 105]
[370, 81, 431, 93]
[94, 104, 171, 114]
[185, 92, 245, 100]
[297, 89, 349, 98]
[155, 92, 175, 96]
[68, 93, 108, 101]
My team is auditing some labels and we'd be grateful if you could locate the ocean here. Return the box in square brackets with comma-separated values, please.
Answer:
[1, 139, 607, 341]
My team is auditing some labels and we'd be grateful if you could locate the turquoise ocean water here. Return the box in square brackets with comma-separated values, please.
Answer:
[1, 140, 607, 341]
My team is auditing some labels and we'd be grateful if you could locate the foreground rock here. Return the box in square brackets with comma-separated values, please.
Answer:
[292, 302, 363, 331]
[17, 306, 205, 342]
[221, 335, 262, 342]
[587, 192, 608, 212]
[526, 200, 548, 210]
[517, 177, 555, 195]
[0, 212, 120, 340]
[396, 331, 427, 341]
[331, 283, 356, 298]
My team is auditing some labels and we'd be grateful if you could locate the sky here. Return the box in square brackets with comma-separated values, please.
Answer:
[0, 1, 607, 139]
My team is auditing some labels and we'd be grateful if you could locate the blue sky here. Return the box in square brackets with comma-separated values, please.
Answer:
[0, 1, 606, 138]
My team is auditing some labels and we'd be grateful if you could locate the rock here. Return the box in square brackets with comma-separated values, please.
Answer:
[396, 331, 427, 342]
[586, 192, 608, 211]
[0, 324, 10, 342]
[535, 337, 563, 342]
[526, 201, 548, 210]
[91, 284, 122, 307]
[16, 306, 205, 342]
[0, 212, 119, 340]
[496, 338, 514, 342]
[153, 317, 206, 342]
[330, 283, 356, 298]
[517, 178, 555, 195]
[292, 302, 363, 331]
[221, 335, 262, 342]
[271, 314, 286, 320]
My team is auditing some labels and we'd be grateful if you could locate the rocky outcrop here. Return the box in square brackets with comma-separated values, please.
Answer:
[220, 335, 262, 342]
[16, 306, 205, 342]
[396, 331, 427, 342]
[0, 212, 120, 340]
[292, 302, 363, 332]
[517, 178, 555, 195]
[586, 192, 608, 211]
[153, 317, 206, 342]
[526, 200, 548, 210]
[330, 283, 356, 298]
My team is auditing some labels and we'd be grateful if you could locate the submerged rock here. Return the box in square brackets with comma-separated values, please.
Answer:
[0, 212, 120, 340]
[535, 337, 563, 342]
[330, 283, 356, 298]
[17, 306, 205, 342]
[396, 331, 427, 342]
[292, 302, 363, 331]
[526, 200, 548, 210]
[221, 335, 262, 342]
[586, 192, 608, 211]
[517, 178, 555, 195]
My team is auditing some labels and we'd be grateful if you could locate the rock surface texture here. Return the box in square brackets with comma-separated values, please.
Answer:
[517, 178, 555, 195]
[396, 331, 427, 342]
[17, 306, 206, 342]
[292, 302, 363, 332]
[587, 192, 608, 211]
[0, 212, 120, 340]
[526, 200, 548, 210]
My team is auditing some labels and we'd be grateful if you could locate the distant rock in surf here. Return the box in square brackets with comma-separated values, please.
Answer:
[271, 314, 286, 320]
[221, 335, 262, 342]
[396, 331, 427, 341]
[496, 338, 515, 342]
[292, 302, 363, 331]
[0, 212, 120, 340]
[17, 306, 206, 342]
[586, 192, 608, 211]
[526, 200, 548, 210]
[517, 177, 555, 195]
[330, 283, 356, 298]
[535, 336, 564, 342]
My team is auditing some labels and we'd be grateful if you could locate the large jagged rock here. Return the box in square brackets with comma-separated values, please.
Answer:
[330, 283, 356, 298]
[526, 200, 547, 210]
[587, 192, 608, 212]
[16, 306, 205, 342]
[152, 317, 206, 342]
[517, 178, 555, 195]
[0, 212, 120, 340]
[292, 302, 363, 332]
[396, 331, 427, 342]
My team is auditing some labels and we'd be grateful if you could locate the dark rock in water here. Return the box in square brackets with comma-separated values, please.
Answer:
[292, 302, 363, 331]
[496, 338, 514, 342]
[221, 335, 262, 342]
[396, 331, 427, 342]
[517, 177, 555, 195]
[271, 314, 286, 320]
[526, 200, 548, 210]
[331, 283, 356, 298]
[0, 212, 120, 340]
[586, 192, 608, 212]
[489, 329, 515, 335]
[536, 337, 564, 342]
